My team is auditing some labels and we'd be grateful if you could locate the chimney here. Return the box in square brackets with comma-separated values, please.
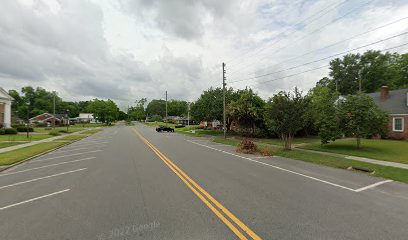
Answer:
[380, 86, 389, 101]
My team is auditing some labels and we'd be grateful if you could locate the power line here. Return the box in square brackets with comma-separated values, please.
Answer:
[229, 42, 408, 87]
[228, 0, 374, 76]
[226, 0, 350, 68]
[229, 31, 408, 83]
[234, 16, 408, 79]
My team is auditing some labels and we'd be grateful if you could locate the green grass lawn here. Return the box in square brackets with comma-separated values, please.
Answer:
[81, 129, 102, 134]
[0, 142, 24, 149]
[300, 139, 408, 164]
[211, 137, 408, 184]
[56, 135, 88, 141]
[256, 136, 320, 146]
[0, 142, 68, 166]
[34, 127, 82, 133]
[0, 134, 53, 142]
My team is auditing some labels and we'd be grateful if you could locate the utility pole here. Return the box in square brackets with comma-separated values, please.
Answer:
[53, 91, 56, 129]
[187, 102, 190, 127]
[165, 91, 168, 124]
[222, 62, 226, 139]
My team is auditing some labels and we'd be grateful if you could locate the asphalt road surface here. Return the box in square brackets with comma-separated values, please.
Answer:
[1, 123, 408, 240]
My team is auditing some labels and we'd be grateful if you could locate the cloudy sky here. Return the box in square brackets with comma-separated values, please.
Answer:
[1, 0, 408, 109]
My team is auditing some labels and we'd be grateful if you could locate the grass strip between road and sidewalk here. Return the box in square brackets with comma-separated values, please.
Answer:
[81, 129, 103, 134]
[0, 142, 24, 149]
[55, 135, 89, 141]
[0, 142, 69, 166]
[213, 138, 408, 184]
[299, 139, 408, 164]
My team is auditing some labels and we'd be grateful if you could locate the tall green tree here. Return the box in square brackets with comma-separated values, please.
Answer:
[307, 86, 342, 144]
[129, 98, 147, 121]
[228, 88, 265, 136]
[264, 89, 308, 150]
[337, 93, 388, 148]
[191, 87, 239, 129]
[146, 99, 166, 118]
[167, 100, 188, 116]
[87, 99, 119, 124]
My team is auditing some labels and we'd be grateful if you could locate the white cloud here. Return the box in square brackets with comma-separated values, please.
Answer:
[1, 0, 407, 108]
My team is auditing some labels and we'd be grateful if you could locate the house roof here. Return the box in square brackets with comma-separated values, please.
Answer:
[30, 113, 68, 120]
[367, 88, 408, 114]
[0, 87, 13, 101]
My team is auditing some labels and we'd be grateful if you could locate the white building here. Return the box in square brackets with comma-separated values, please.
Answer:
[0, 87, 13, 128]
[77, 113, 98, 123]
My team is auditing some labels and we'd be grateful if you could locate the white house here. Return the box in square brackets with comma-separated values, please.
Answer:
[0, 87, 13, 128]
[77, 113, 98, 123]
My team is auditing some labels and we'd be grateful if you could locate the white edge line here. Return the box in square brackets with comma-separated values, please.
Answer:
[187, 140, 358, 192]
[49, 147, 89, 154]
[0, 189, 70, 210]
[0, 168, 87, 190]
[62, 142, 108, 148]
[32, 150, 102, 162]
[0, 157, 96, 176]
[354, 180, 393, 192]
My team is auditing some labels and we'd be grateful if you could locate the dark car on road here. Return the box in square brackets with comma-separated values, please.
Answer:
[156, 126, 174, 132]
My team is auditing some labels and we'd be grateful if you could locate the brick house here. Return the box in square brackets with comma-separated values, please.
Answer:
[29, 113, 69, 126]
[368, 86, 408, 140]
[0, 87, 13, 128]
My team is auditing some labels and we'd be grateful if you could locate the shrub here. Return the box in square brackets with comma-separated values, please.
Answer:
[236, 139, 257, 154]
[58, 129, 69, 133]
[36, 122, 48, 127]
[49, 131, 61, 136]
[0, 129, 5, 135]
[16, 127, 34, 132]
[175, 125, 185, 128]
[4, 128, 18, 135]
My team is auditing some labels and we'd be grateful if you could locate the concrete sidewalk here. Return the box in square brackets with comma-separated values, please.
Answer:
[0, 129, 90, 154]
[293, 147, 408, 170]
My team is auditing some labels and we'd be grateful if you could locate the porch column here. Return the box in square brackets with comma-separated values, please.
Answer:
[4, 101, 11, 128]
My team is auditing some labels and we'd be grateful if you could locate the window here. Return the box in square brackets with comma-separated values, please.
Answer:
[393, 117, 404, 132]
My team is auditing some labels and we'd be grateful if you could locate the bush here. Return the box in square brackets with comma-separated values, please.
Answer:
[236, 139, 257, 154]
[4, 128, 18, 135]
[49, 131, 61, 136]
[0, 129, 5, 135]
[58, 129, 69, 133]
[16, 127, 34, 132]
[175, 125, 185, 128]
[36, 122, 48, 127]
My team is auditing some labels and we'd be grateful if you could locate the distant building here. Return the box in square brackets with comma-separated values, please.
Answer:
[29, 113, 69, 126]
[0, 87, 13, 128]
[368, 86, 408, 140]
[77, 113, 98, 123]
[199, 120, 221, 129]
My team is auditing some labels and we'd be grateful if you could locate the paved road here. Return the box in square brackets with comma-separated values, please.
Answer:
[1, 123, 408, 240]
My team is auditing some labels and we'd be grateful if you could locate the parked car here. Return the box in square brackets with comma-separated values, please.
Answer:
[156, 126, 174, 132]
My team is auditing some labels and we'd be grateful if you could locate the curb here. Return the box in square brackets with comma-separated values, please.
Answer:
[0, 135, 91, 173]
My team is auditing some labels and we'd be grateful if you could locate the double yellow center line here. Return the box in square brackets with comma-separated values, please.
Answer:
[133, 129, 261, 240]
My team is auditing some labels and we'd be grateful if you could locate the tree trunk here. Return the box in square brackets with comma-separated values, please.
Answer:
[356, 135, 361, 149]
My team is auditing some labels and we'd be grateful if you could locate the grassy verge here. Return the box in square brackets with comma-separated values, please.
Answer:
[211, 137, 408, 184]
[56, 135, 88, 141]
[0, 134, 53, 141]
[81, 129, 102, 134]
[256, 136, 320, 146]
[0, 142, 24, 149]
[0, 142, 68, 166]
[300, 139, 408, 164]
